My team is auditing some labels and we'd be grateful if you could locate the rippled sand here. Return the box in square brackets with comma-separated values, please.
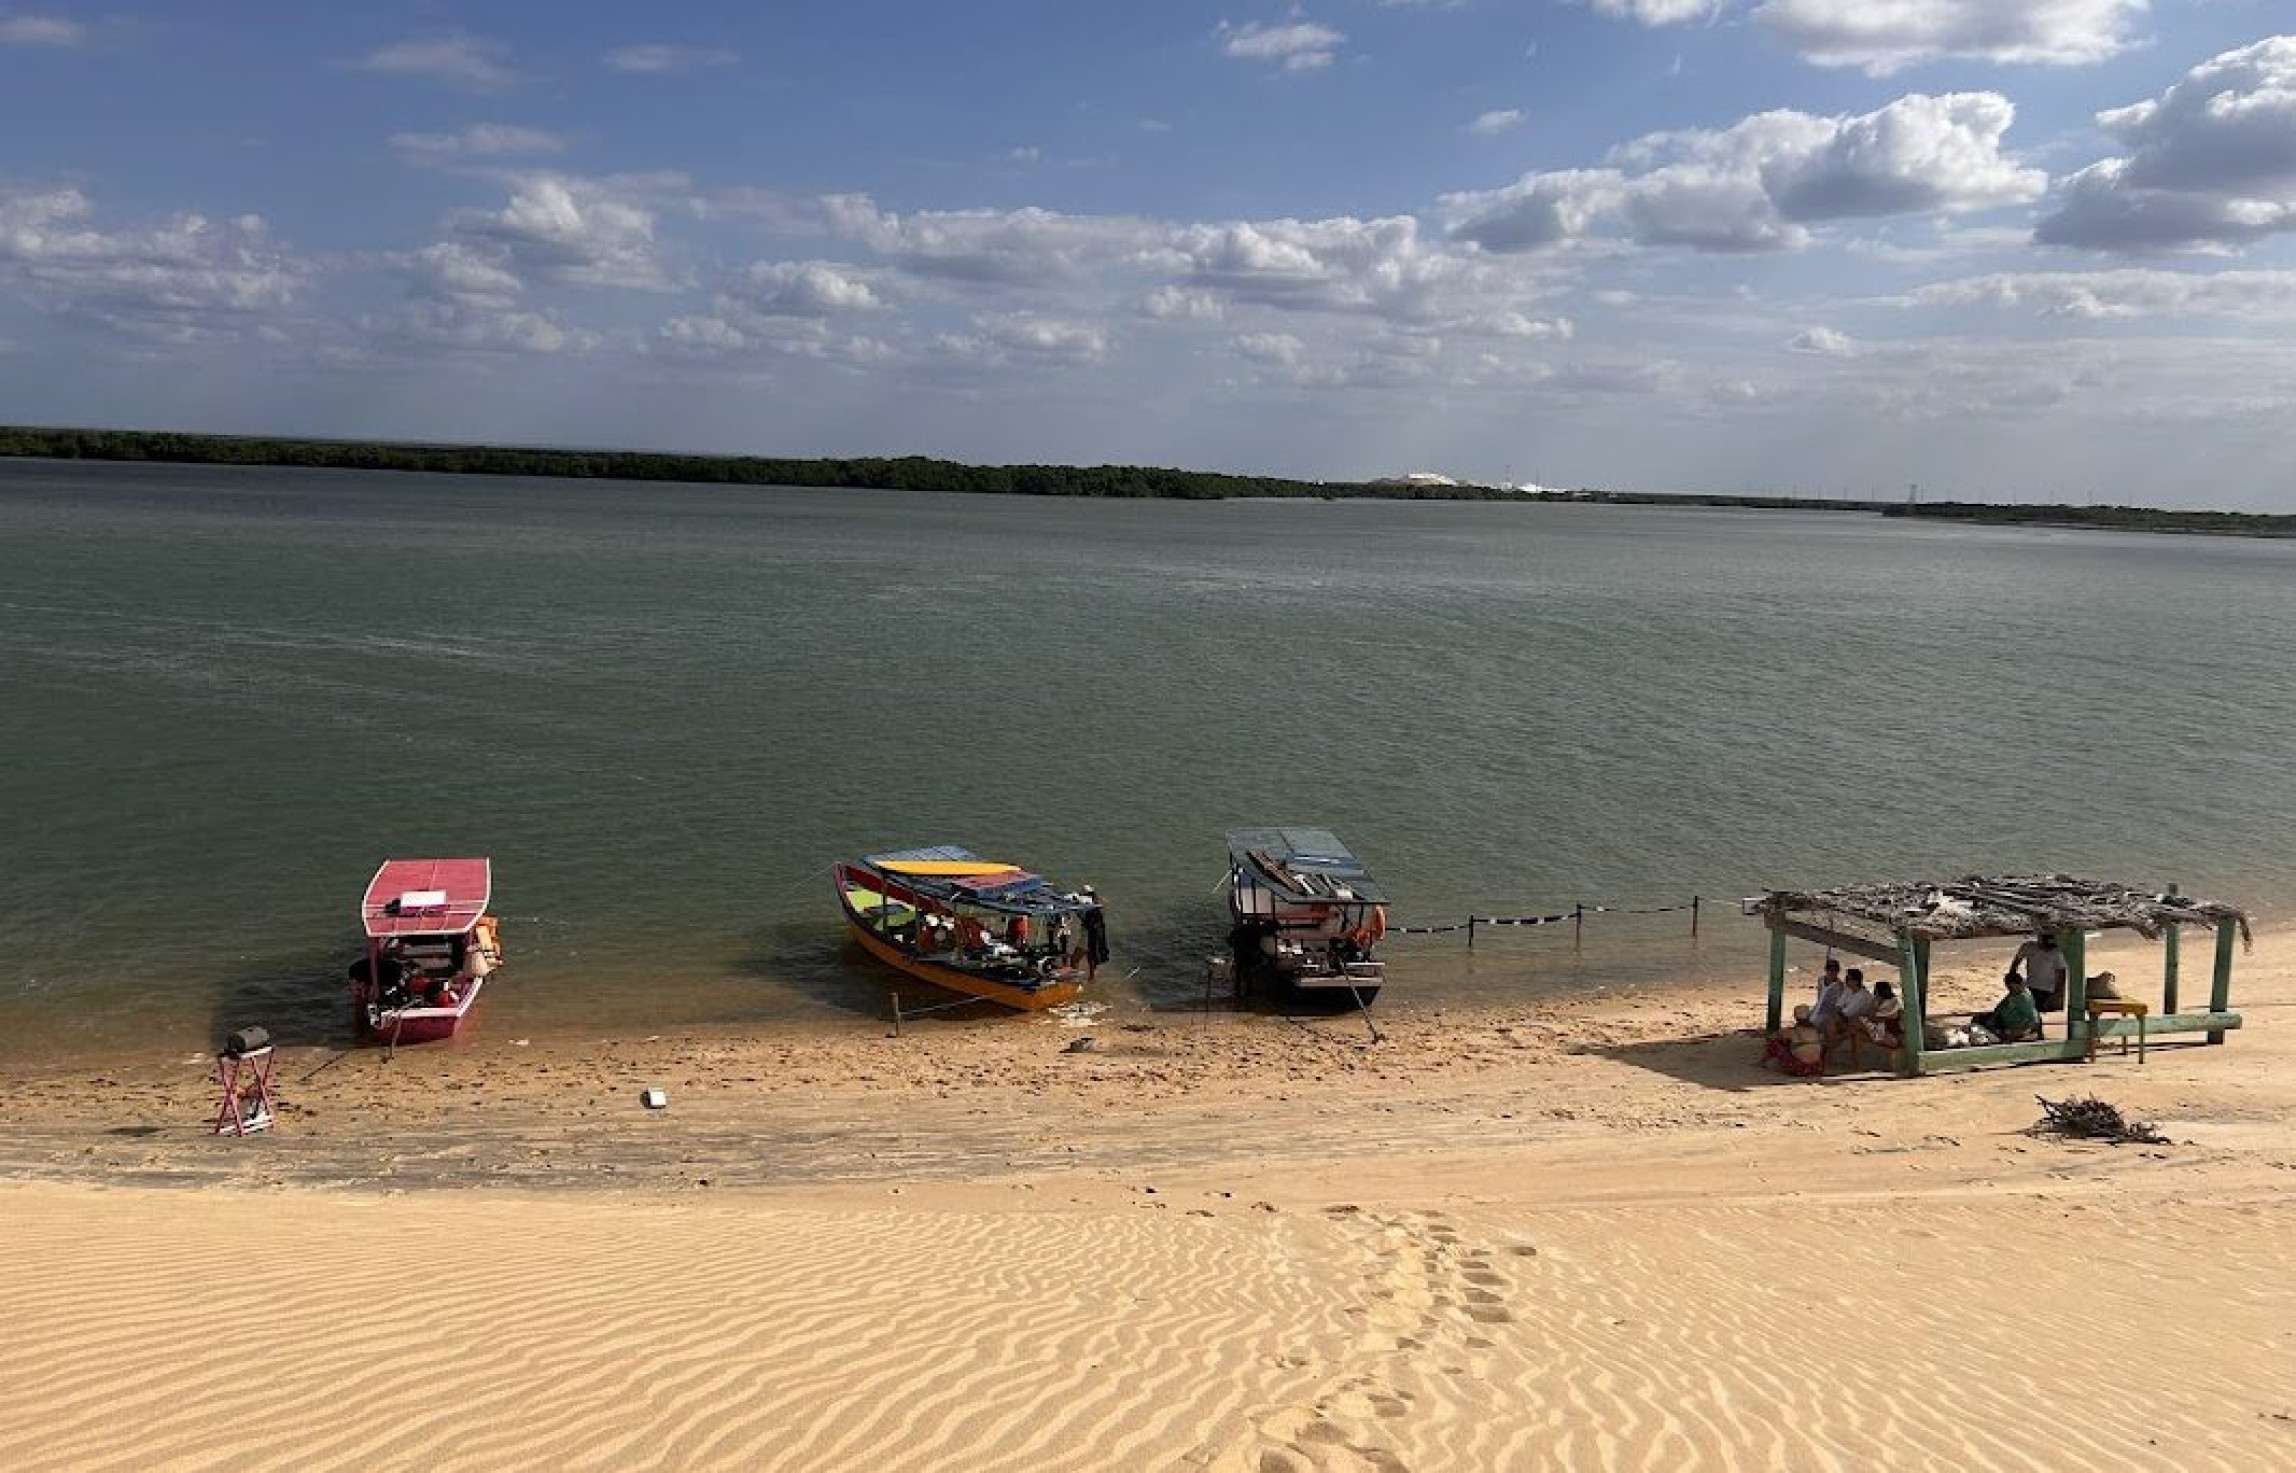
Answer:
[5, 934, 2294, 1470]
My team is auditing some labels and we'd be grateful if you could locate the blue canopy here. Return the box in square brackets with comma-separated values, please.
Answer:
[1226, 827, 1389, 906]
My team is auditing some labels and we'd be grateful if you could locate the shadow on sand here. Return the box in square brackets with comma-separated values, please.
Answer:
[1580, 1029, 1896, 1093]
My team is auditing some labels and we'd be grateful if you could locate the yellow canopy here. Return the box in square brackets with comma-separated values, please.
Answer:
[873, 859, 1022, 877]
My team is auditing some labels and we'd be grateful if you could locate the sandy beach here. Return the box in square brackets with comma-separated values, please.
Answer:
[4, 931, 2294, 1470]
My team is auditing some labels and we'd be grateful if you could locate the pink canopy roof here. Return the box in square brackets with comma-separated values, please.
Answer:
[362, 858, 492, 938]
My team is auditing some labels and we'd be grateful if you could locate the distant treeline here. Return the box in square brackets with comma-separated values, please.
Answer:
[3, 425, 2290, 536]
[0, 425, 1520, 501]
[1882, 500, 2296, 538]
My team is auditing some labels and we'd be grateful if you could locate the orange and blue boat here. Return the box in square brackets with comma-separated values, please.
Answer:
[832, 846, 1107, 1011]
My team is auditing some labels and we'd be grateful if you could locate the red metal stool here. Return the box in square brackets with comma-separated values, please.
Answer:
[214, 1027, 277, 1136]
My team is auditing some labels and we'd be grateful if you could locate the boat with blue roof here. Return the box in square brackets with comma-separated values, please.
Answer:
[833, 846, 1109, 1011]
[1220, 827, 1389, 1005]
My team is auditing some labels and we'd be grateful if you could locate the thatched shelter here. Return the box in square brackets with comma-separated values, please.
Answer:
[1748, 874, 2249, 1077]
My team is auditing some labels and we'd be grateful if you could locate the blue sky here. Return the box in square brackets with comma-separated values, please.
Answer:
[4, 2, 2296, 505]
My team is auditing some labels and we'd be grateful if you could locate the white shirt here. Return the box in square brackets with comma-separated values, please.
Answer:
[1839, 986, 1876, 1021]
[2014, 941, 2068, 994]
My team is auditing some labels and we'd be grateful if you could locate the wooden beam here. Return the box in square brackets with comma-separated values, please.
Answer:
[1766, 926, 1787, 1034]
[2091, 1012, 2239, 1039]
[2209, 918, 2235, 1044]
[1765, 917, 1901, 964]
[1897, 932, 1925, 1079]
[1916, 1015, 2240, 1074]
[1917, 1039, 2088, 1074]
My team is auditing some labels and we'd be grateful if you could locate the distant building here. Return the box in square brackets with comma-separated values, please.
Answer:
[1369, 470, 1460, 488]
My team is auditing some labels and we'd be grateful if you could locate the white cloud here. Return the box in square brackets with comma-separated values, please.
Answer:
[1788, 325, 1855, 355]
[0, 11, 83, 45]
[1467, 109, 1527, 137]
[1171, 213, 1533, 324]
[353, 34, 520, 90]
[656, 311, 890, 366]
[1473, 311, 1574, 339]
[0, 185, 308, 342]
[447, 174, 679, 290]
[1218, 20, 1345, 72]
[1899, 268, 2296, 320]
[1445, 92, 2043, 254]
[736, 260, 888, 315]
[1141, 285, 1225, 321]
[972, 311, 1109, 361]
[390, 125, 568, 160]
[604, 43, 739, 74]
[366, 300, 597, 355]
[1751, 0, 2147, 77]
[2036, 36, 2296, 253]
[1590, 0, 1719, 23]
[399, 241, 524, 307]
[811, 193, 1570, 352]
[820, 194, 1169, 284]
[1234, 331, 1307, 367]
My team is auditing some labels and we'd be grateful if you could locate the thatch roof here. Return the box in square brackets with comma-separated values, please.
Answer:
[1751, 874, 2250, 945]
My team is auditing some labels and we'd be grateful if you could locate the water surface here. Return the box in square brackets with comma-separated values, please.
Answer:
[5, 460, 2291, 1056]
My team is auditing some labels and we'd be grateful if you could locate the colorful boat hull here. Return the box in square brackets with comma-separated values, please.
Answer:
[833, 857, 1093, 1012]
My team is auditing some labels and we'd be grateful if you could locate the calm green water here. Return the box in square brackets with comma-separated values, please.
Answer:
[5, 460, 2293, 1057]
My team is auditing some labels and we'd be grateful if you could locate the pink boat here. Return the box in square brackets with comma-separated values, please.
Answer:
[352, 858, 504, 1044]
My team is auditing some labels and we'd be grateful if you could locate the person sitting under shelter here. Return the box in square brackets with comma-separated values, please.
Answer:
[1833, 968, 1876, 1038]
[1861, 980, 1904, 1049]
[2008, 933, 2069, 1013]
[1814, 956, 1841, 1004]
[1764, 1004, 1826, 1077]
[1974, 974, 2043, 1042]
[1810, 960, 1848, 1035]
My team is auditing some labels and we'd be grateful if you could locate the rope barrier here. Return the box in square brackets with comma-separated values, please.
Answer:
[1388, 895, 1704, 941]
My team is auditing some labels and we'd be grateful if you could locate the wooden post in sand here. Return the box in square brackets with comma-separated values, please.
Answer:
[2208, 917, 2235, 1044]
[890, 992, 903, 1039]
[1764, 924, 1787, 1034]
[2162, 883, 2181, 1016]
[1691, 895, 1700, 939]
[1572, 902, 1583, 952]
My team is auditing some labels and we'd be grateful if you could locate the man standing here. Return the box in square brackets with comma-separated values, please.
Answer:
[2009, 932, 2069, 1012]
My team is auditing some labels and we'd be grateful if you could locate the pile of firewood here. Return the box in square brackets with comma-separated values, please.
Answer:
[2032, 1094, 2168, 1145]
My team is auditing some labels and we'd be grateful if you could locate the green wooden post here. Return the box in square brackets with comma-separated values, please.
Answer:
[1765, 924, 1787, 1034]
[2060, 928, 2087, 1049]
[2208, 917, 2235, 1044]
[1898, 932, 1927, 1078]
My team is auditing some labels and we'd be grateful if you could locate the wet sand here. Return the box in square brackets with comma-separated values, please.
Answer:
[3, 932, 2293, 1470]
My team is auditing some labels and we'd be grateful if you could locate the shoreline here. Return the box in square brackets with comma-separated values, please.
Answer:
[4, 922, 2286, 1195]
